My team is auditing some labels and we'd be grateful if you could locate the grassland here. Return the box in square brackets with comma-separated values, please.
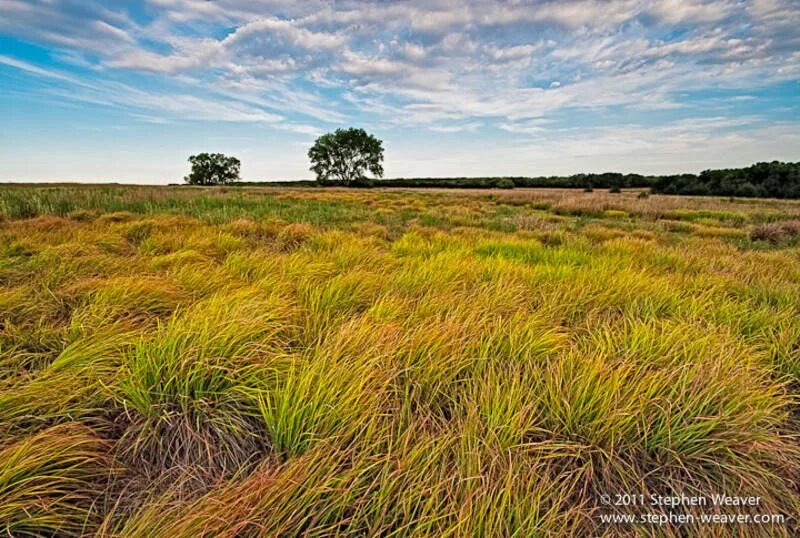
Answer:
[1, 184, 799, 536]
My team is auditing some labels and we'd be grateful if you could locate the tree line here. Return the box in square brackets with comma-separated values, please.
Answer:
[650, 161, 800, 198]
[379, 173, 650, 190]
[382, 163, 800, 198]
[183, 128, 800, 199]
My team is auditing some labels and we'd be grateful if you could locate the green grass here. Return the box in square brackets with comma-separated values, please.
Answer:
[1, 424, 110, 537]
[1, 184, 800, 536]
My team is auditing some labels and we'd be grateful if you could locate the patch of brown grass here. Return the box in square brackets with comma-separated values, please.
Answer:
[750, 220, 800, 243]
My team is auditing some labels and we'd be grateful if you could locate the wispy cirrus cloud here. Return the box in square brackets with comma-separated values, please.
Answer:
[4, 1, 799, 121]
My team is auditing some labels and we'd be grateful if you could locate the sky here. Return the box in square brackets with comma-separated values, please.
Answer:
[0, 0, 798, 183]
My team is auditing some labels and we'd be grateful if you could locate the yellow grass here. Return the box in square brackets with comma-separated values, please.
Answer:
[1, 185, 799, 536]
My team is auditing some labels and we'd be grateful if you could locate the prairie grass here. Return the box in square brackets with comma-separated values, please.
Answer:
[1, 184, 799, 536]
[1, 424, 111, 536]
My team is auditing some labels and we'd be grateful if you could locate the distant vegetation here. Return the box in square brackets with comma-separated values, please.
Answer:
[185, 135, 797, 199]
[651, 161, 800, 198]
[239, 173, 653, 190]
[377, 172, 653, 190]
[375, 162, 800, 197]
[235, 161, 800, 199]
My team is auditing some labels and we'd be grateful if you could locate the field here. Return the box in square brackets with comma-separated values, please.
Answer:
[1, 185, 799, 536]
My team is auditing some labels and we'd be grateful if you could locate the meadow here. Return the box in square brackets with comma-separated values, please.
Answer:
[1, 184, 799, 536]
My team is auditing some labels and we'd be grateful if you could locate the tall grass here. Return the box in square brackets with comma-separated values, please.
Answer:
[0, 424, 111, 537]
[2, 184, 799, 536]
[115, 289, 296, 491]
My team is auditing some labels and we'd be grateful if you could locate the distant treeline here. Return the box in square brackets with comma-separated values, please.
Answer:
[378, 173, 651, 189]
[236, 173, 653, 190]
[651, 161, 800, 198]
[235, 161, 800, 198]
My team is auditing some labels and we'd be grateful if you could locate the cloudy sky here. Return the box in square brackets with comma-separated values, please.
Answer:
[1, 0, 798, 183]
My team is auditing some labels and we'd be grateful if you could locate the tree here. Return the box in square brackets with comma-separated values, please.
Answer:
[308, 128, 384, 186]
[184, 153, 241, 185]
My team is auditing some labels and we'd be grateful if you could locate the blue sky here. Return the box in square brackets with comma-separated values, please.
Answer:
[1, 0, 798, 183]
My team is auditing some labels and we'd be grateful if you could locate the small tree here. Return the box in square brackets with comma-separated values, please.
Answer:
[308, 128, 384, 186]
[184, 153, 241, 185]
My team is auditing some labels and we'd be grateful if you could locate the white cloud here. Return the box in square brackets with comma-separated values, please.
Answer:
[224, 17, 346, 51]
[648, 0, 736, 24]
[427, 122, 482, 133]
[484, 43, 541, 62]
[0, 55, 83, 84]
[6, 0, 791, 128]
[1, 0, 798, 181]
[106, 47, 218, 73]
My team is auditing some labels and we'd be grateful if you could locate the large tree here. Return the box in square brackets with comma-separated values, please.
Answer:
[184, 153, 241, 185]
[308, 128, 384, 186]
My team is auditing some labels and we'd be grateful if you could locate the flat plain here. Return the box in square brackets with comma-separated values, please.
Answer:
[1, 185, 799, 536]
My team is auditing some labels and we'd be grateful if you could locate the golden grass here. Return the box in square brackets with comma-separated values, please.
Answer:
[1, 185, 799, 536]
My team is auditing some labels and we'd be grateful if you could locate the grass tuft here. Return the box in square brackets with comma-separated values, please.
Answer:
[0, 424, 111, 537]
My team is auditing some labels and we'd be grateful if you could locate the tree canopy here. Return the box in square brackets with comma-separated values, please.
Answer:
[651, 161, 800, 198]
[184, 153, 241, 185]
[308, 128, 384, 186]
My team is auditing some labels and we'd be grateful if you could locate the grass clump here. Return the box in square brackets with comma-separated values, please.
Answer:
[116, 289, 296, 489]
[750, 220, 800, 244]
[0, 424, 111, 537]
